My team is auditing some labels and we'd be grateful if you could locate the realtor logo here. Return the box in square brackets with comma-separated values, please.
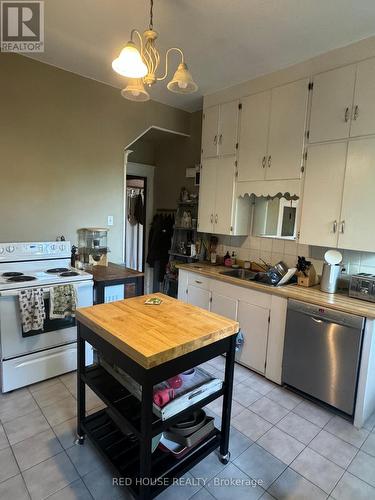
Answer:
[1, 1, 44, 52]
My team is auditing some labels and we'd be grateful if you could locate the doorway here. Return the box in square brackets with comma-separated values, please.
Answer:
[125, 175, 146, 272]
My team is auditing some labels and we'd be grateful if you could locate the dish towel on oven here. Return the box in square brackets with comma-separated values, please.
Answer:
[49, 284, 77, 319]
[18, 288, 46, 334]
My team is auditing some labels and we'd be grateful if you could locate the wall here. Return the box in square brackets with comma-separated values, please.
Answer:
[153, 111, 202, 210]
[0, 53, 196, 262]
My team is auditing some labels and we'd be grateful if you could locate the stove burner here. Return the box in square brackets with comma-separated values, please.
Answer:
[60, 271, 79, 277]
[2, 272, 24, 277]
[7, 275, 37, 282]
[46, 268, 69, 274]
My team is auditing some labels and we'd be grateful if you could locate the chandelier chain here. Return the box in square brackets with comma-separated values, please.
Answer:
[149, 0, 154, 29]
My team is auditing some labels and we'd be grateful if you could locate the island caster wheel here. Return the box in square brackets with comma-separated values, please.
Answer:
[219, 451, 230, 464]
[75, 435, 85, 445]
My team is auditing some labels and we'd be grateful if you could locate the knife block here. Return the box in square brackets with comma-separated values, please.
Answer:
[297, 265, 317, 287]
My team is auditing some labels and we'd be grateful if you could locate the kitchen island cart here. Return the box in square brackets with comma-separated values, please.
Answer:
[76, 293, 238, 499]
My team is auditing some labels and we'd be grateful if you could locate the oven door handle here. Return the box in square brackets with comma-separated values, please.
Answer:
[0, 281, 92, 298]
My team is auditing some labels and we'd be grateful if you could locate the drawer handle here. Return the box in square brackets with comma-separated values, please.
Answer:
[195, 280, 202, 284]
[344, 107, 350, 122]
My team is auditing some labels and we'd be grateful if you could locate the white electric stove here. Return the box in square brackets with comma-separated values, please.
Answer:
[0, 241, 93, 392]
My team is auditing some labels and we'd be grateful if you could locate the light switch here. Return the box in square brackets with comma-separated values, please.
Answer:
[107, 215, 114, 226]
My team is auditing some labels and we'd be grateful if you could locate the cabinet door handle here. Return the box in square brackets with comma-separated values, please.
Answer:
[262, 156, 266, 168]
[333, 220, 337, 233]
[213, 135, 217, 145]
[210, 214, 213, 223]
[215, 214, 218, 223]
[353, 105, 359, 120]
[344, 107, 350, 122]
[340, 220, 345, 233]
[267, 155, 272, 168]
[218, 134, 223, 144]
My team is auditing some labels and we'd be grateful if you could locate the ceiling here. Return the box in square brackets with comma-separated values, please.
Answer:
[28, 0, 375, 111]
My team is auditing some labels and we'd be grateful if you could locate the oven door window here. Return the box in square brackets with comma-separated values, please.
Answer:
[22, 298, 76, 338]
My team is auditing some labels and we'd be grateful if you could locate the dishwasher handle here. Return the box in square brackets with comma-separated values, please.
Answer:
[287, 299, 365, 330]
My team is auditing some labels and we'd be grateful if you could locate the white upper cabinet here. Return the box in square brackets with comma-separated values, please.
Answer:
[198, 157, 249, 236]
[197, 158, 217, 233]
[237, 79, 308, 182]
[350, 58, 375, 138]
[201, 101, 239, 158]
[201, 105, 220, 158]
[237, 91, 271, 181]
[267, 79, 309, 180]
[339, 137, 375, 252]
[299, 142, 347, 247]
[309, 65, 356, 143]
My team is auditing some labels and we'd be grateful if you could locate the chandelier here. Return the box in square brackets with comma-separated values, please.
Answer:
[112, 0, 198, 102]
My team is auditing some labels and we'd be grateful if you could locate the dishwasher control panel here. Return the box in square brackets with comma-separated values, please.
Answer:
[349, 273, 375, 302]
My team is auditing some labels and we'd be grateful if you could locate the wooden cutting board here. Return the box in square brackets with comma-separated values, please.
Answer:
[76, 293, 239, 369]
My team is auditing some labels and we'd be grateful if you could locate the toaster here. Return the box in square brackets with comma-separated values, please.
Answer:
[349, 273, 375, 302]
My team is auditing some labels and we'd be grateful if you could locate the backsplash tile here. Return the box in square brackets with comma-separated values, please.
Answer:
[215, 235, 375, 276]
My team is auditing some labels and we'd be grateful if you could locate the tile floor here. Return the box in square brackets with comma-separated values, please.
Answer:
[1, 359, 375, 499]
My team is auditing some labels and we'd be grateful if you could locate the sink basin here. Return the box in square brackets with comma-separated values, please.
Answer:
[219, 269, 258, 280]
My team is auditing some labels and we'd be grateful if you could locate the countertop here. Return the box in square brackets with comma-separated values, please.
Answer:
[76, 293, 239, 368]
[177, 262, 375, 319]
[88, 262, 144, 283]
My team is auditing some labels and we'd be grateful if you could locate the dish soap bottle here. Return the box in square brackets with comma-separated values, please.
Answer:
[224, 251, 232, 267]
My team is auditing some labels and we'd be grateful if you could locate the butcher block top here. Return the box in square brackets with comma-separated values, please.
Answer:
[76, 293, 239, 369]
[88, 263, 144, 283]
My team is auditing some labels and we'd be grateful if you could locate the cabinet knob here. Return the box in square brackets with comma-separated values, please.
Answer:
[332, 220, 337, 233]
[344, 107, 350, 122]
[340, 220, 345, 234]
[262, 156, 266, 168]
[213, 135, 217, 145]
[218, 134, 223, 144]
[210, 214, 213, 223]
[267, 155, 272, 168]
[353, 105, 359, 121]
[215, 214, 218, 223]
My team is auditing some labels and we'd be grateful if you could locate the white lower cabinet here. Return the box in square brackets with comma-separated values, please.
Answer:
[186, 284, 211, 310]
[237, 300, 270, 374]
[210, 291, 237, 320]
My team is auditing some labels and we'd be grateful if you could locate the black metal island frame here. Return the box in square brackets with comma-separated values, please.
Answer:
[75, 293, 239, 500]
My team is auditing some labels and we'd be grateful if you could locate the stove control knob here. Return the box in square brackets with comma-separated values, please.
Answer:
[6, 246, 15, 253]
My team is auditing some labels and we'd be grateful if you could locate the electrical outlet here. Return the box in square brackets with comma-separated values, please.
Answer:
[107, 215, 114, 226]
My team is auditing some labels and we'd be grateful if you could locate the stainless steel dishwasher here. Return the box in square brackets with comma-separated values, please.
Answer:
[282, 299, 365, 416]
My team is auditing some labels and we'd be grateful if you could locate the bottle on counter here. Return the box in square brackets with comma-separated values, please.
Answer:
[231, 251, 237, 265]
[224, 251, 232, 267]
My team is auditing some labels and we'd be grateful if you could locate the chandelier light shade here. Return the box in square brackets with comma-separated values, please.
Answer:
[167, 62, 198, 94]
[112, 41, 148, 78]
[121, 79, 150, 102]
[112, 0, 198, 101]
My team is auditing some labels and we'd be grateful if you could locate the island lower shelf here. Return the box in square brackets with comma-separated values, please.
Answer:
[82, 407, 221, 498]
[83, 364, 225, 437]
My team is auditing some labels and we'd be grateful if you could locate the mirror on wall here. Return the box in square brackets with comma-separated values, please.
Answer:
[252, 195, 299, 239]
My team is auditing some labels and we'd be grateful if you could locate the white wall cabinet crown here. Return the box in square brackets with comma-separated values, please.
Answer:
[197, 156, 250, 236]
[201, 100, 239, 158]
[309, 58, 375, 143]
[237, 78, 309, 182]
[300, 137, 375, 252]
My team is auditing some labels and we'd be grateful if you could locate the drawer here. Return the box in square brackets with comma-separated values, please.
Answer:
[188, 272, 211, 290]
